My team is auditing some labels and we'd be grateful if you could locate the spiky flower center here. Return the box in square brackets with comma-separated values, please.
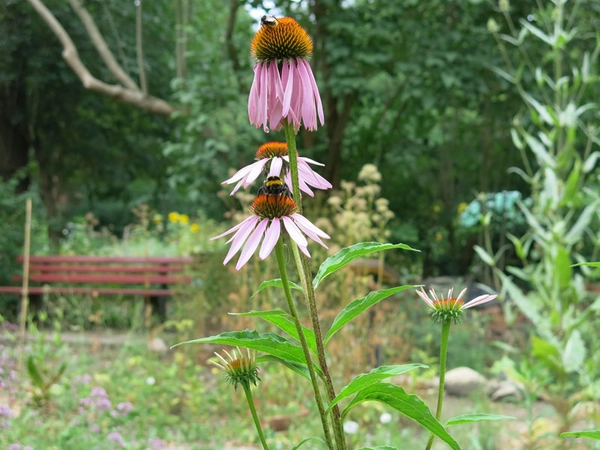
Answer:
[255, 142, 289, 160]
[251, 17, 313, 62]
[250, 194, 298, 219]
[430, 298, 465, 324]
[212, 348, 260, 390]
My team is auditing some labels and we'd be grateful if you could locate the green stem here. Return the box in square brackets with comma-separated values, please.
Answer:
[274, 238, 334, 449]
[425, 319, 451, 450]
[283, 122, 302, 211]
[243, 384, 270, 450]
[291, 243, 347, 450]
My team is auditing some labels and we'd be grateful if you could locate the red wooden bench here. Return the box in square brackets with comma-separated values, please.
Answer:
[0, 255, 194, 324]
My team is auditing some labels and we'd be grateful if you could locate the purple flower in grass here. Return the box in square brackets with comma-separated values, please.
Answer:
[211, 194, 329, 270]
[223, 142, 332, 196]
[116, 401, 133, 415]
[107, 431, 125, 447]
[249, 16, 324, 132]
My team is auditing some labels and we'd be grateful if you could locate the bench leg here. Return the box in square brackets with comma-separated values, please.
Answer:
[144, 296, 152, 329]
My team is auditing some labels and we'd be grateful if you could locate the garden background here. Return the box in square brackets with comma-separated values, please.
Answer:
[1, 0, 600, 449]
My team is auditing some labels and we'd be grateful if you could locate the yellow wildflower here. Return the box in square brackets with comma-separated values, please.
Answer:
[190, 223, 200, 233]
[179, 214, 190, 224]
[457, 202, 468, 215]
[168, 212, 180, 223]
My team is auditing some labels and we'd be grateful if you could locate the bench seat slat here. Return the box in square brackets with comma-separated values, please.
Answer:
[0, 286, 174, 296]
[19, 274, 191, 284]
[18, 255, 193, 264]
[28, 265, 185, 274]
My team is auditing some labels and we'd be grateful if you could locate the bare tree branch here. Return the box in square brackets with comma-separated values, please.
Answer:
[28, 0, 175, 116]
[136, 0, 148, 94]
[67, 0, 139, 91]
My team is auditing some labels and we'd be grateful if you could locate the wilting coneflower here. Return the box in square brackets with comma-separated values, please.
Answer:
[211, 194, 329, 270]
[249, 16, 324, 132]
[222, 142, 332, 196]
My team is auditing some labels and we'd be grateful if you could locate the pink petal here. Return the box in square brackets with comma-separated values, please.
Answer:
[282, 60, 293, 117]
[211, 216, 251, 241]
[298, 156, 325, 167]
[301, 58, 325, 126]
[260, 63, 269, 132]
[222, 216, 260, 265]
[416, 288, 435, 308]
[462, 294, 497, 310]
[282, 216, 308, 247]
[269, 157, 283, 177]
[296, 60, 317, 130]
[259, 219, 280, 259]
[297, 244, 311, 258]
[222, 160, 264, 185]
[248, 65, 260, 125]
[235, 218, 269, 270]
[291, 213, 330, 241]
[244, 159, 269, 188]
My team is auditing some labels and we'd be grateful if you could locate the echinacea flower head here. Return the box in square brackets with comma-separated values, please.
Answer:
[211, 194, 329, 270]
[416, 287, 497, 324]
[222, 142, 332, 196]
[211, 347, 260, 390]
[249, 16, 324, 132]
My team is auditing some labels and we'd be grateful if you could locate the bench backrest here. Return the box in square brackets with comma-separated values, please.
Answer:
[16, 256, 194, 286]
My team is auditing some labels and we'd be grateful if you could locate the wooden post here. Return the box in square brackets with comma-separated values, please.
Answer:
[18, 198, 33, 371]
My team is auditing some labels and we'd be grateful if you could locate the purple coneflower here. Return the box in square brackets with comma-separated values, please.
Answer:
[211, 194, 329, 270]
[249, 16, 324, 132]
[223, 142, 332, 196]
[416, 287, 497, 324]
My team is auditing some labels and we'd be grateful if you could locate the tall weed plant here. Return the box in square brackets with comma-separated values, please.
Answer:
[483, 0, 600, 442]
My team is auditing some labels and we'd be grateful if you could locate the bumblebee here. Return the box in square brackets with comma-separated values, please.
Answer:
[257, 176, 293, 198]
[261, 15, 279, 27]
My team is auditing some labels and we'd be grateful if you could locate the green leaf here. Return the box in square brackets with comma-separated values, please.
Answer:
[252, 279, 303, 298]
[554, 246, 572, 290]
[520, 20, 554, 46]
[231, 310, 318, 356]
[313, 242, 419, 289]
[565, 202, 598, 245]
[256, 355, 311, 381]
[326, 364, 427, 413]
[342, 384, 460, 450]
[292, 437, 327, 449]
[474, 245, 495, 266]
[561, 430, 600, 440]
[490, 66, 515, 84]
[563, 330, 586, 373]
[324, 285, 417, 345]
[524, 133, 555, 168]
[172, 330, 313, 369]
[445, 414, 516, 427]
[26, 357, 44, 388]
[572, 262, 600, 267]
[357, 447, 398, 450]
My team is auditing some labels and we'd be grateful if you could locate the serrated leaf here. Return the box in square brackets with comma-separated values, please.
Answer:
[252, 279, 303, 298]
[313, 242, 419, 289]
[324, 285, 417, 345]
[172, 330, 314, 369]
[231, 310, 317, 356]
[561, 430, 600, 440]
[342, 384, 460, 450]
[326, 364, 427, 413]
[445, 414, 516, 427]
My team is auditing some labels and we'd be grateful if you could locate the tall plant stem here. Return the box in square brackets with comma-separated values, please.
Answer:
[426, 320, 451, 450]
[274, 238, 334, 449]
[243, 384, 270, 450]
[283, 122, 346, 450]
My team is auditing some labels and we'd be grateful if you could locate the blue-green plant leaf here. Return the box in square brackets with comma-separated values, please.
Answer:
[313, 242, 419, 289]
[561, 430, 600, 440]
[172, 330, 310, 367]
[256, 355, 311, 381]
[231, 310, 317, 356]
[326, 364, 427, 413]
[291, 437, 327, 449]
[324, 285, 417, 345]
[342, 383, 460, 450]
[252, 278, 303, 298]
[445, 414, 516, 427]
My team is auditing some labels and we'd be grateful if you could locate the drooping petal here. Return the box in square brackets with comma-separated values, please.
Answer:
[282, 216, 308, 247]
[282, 59, 293, 117]
[461, 294, 497, 310]
[211, 216, 253, 241]
[297, 155, 325, 167]
[259, 219, 280, 259]
[291, 213, 330, 247]
[222, 216, 260, 265]
[296, 59, 317, 130]
[301, 58, 325, 126]
[236, 218, 269, 270]
[244, 159, 270, 188]
[297, 244, 311, 258]
[259, 62, 269, 132]
[248, 64, 260, 124]
[269, 156, 284, 177]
